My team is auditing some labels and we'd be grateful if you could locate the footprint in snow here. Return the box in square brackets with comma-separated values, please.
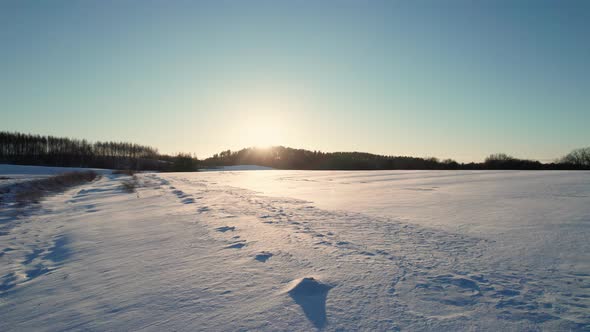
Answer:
[43, 235, 71, 263]
[182, 197, 195, 204]
[172, 190, 186, 198]
[225, 242, 246, 249]
[254, 252, 273, 262]
[25, 264, 50, 279]
[23, 248, 44, 265]
[0, 272, 17, 292]
[216, 226, 236, 232]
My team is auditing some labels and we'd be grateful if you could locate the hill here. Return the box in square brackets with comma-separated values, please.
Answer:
[202, 146, 589, 170]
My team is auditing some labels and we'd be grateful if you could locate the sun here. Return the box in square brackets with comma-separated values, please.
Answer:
[240, 114, 285, 148]
[229, 94, 296, 148]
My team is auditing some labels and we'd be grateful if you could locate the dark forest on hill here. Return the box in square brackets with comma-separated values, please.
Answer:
[1, 131, 589, 171]
[203, 147, 590, 171]
[0, 131, 198, 171]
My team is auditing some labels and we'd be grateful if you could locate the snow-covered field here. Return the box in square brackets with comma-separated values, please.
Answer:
[200, 165, 275, 171]
[1, 167, 589, 331]
[0, 164, 110, 187]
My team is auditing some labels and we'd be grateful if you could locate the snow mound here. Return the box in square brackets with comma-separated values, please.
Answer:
[287, 277, 332, 296]
[287, 277, 333, 328]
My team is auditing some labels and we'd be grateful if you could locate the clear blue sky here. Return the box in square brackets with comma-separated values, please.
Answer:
[1, 1, 589, 162]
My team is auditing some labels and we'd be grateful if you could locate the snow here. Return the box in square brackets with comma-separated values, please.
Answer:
[0, 164, 109, 177]
[200, 165, 275, 171]
[1, 167, 589, 331]
[0, 164, 111, 187]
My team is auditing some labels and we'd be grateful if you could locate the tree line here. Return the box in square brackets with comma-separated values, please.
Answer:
[0, 131, 198, 171]
[202, 146, 590, 170]
[2, 131, 588, 171]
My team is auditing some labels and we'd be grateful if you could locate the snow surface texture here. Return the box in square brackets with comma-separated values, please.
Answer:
[1, 168, 589, 331]
[200, 165, 275, 171]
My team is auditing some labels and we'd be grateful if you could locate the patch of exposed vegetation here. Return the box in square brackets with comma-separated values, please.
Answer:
[120, 175, 139, 193]
[7, 171, 100, 206]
